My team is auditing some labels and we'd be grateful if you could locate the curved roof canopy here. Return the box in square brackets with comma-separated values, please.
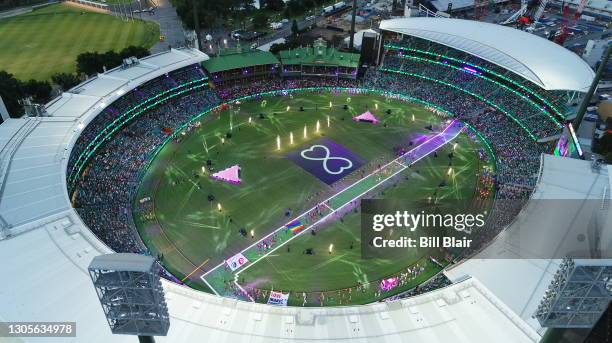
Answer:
[379, 18, 595, 92]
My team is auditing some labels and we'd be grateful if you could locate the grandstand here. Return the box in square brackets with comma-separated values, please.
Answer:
[202, 48, 279, 86]
[0, 17, 609, 343]
[278, 38, 360, 79]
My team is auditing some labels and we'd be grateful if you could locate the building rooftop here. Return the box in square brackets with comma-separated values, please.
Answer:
[202, 50, 279, 73]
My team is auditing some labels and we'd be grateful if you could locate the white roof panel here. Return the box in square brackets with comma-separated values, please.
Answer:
[379, 18, 595, 92]
[446, 154, 612, 333]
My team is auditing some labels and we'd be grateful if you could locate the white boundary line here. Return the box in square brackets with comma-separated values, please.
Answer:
[201, 121, 463, 294]
[323, 203, 334, 211]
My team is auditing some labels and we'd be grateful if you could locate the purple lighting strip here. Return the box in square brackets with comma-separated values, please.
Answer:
[463, 66, 480, 74]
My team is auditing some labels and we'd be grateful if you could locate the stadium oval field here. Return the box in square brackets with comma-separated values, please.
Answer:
[133, 89, 495, 306]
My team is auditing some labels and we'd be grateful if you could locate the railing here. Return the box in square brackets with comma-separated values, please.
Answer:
[0, 118, 39, 198]
[65, 0, 108, 9]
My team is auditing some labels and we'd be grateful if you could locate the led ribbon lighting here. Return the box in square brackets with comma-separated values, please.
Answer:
[385, 44, 566, 121]
[379, 68, 538, 141]
[68, 78, 209, 191]
[389, 54, 563, 128]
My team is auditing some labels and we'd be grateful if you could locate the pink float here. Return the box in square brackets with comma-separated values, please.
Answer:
[352, 111, 380, 124]
[210, 165, 241, 185]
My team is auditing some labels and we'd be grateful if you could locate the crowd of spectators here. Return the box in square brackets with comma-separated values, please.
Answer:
[70, 56, 559, 299]
[71, 65, 219, 253]
[380, 54, 562, 138]
[385, 36, 570, 113]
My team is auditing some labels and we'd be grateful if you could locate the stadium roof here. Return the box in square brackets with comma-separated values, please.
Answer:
[279, 44, 360, 68]
[379, 18, 595, 92]
[202, 50, 279, 73]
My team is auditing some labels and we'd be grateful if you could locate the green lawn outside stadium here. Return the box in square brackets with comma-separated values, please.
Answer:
[0, 3, 159, 80]
[134, 92, 493, 302]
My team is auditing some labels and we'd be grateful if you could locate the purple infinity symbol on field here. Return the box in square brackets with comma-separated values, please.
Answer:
[300, 145, 353, 175]
[287, 138, 365, 185]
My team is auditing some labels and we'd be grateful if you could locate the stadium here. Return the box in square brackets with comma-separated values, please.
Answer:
[0, 13, 610, 343]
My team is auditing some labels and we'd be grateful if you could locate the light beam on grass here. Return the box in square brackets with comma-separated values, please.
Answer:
[203, 137, 209, 154]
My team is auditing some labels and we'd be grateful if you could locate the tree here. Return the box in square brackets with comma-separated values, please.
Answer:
[265, 0, 285, 11]
[76, 52, 105, 76]
[0, 71, 24, 118]
[285, 0, 305, 17]
[291, 19, 299, 36]
[52, 73, 80, 91]
[101, 51, 122, 70]
[252, 12, 269, 29]
[119, 46, 150, 59]
[22, 79, 52, 104]
[76, 50, 124, 76]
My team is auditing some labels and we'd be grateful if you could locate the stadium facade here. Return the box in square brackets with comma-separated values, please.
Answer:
[0, 18, 610, 343]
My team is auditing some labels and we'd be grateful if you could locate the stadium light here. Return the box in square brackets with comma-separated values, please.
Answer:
[88, 254, 170, 342]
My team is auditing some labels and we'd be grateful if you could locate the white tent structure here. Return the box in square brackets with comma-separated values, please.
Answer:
[343, 29, 378, 49]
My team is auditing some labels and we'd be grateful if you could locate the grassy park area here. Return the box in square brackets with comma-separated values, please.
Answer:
[0, 3, 158, 80]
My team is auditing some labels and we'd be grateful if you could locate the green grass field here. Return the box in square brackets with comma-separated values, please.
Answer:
[0, 3, 159, 80]
[134, 91, 493, 304]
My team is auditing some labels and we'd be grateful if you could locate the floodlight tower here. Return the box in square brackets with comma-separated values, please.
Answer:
[88, 253, 170, 343]
[535, 258, 612, 328]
